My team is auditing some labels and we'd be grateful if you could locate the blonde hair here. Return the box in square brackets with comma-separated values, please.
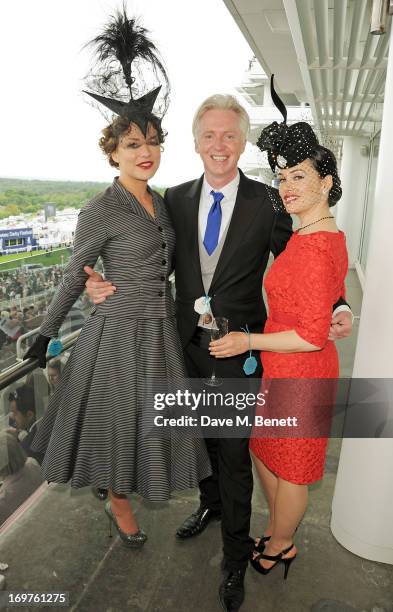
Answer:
[192, 94, 250, 141]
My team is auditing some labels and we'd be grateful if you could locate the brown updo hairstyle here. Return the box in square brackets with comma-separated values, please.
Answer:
[99, 114, 166, 168]
[308, 145, 342, 207]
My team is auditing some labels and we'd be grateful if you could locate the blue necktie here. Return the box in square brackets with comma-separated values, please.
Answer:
[203, 190, 224, 255]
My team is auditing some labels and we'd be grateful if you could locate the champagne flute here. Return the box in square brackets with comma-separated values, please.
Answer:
[204, 316, 228, 387]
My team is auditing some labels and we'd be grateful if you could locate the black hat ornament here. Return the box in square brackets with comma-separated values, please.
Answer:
[83, 6, 169, 136]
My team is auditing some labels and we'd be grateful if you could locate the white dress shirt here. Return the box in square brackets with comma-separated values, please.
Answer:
[198, 171, 240, 243]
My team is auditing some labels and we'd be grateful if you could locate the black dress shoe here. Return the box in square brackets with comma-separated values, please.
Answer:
[175, 506, 221, 539]
[219, 569, 245, 611]
[92, 487, 108, 501]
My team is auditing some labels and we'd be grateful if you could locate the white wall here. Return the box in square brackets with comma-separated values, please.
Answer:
[336, 136, 369, 267]
[331, 27, 393, 565]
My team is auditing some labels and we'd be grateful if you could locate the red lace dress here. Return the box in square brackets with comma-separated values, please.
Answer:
[249, 231, 348, 484]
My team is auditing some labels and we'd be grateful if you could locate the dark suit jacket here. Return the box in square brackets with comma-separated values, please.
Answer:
[165, 170, 293, 348]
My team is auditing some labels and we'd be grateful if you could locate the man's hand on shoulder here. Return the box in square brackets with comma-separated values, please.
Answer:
[84, 266, 116, 305]
[329, 310, 353, 341]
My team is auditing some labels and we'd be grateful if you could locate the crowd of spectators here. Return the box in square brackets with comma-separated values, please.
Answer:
[0, 266, 64, 302]
[0, 263, 88, 527]
[0, 265, 91, 370]
[0, 429, 44, 526]
[0, 365, 64, 526]
[0, 300, 50, 354]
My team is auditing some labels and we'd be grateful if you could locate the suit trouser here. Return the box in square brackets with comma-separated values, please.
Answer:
[183, 336, 262, 571]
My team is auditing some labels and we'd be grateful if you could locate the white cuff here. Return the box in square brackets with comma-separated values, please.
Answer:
[332, 304, 354, 324]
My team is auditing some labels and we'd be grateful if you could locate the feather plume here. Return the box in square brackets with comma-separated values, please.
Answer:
[270, 74, 287, 124]
[83, 4, 170, 123]
[86, 5, 168, 98]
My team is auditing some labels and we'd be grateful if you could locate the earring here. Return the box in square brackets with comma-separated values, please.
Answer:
[160, 145, 165, 152]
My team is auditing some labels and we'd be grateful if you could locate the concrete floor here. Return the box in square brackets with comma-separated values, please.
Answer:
[1, 269, 392, 612]
[1, 473, 392, 612]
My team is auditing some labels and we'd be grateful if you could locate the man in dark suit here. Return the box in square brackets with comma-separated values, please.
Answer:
[85, 94, 352, 611]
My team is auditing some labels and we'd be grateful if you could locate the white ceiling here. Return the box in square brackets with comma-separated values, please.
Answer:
[224, 0, 306, 98]
[223, 0, 391, 137]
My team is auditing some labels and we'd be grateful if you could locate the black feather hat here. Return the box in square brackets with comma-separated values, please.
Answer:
[257, 75, 342, 208]
[83, 5, 170, 135]
[257, 75, 318, 172]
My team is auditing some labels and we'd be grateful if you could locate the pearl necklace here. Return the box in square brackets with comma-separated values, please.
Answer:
[298, 216, 334, 232]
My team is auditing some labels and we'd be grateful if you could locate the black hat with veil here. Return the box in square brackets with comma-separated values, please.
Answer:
[256, 76, 342, 210]
[83, 5, 170, 137]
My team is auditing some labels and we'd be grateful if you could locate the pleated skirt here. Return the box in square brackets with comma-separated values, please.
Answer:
[32, 313, 211, 501]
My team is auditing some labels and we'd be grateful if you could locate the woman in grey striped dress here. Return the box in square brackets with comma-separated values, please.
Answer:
[26, 113, 211, 545]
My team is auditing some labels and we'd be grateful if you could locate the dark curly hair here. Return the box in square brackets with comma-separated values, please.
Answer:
[99, 114, 166, 168]
[308, 145, 342, 207]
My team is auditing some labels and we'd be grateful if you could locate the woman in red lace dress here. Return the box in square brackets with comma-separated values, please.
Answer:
[210, 82, 348, 579]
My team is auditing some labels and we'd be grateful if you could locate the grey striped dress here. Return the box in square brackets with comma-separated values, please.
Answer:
[32, 178, 211, 500]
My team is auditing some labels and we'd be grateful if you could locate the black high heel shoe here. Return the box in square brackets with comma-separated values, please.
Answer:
[250, 543, 296, 580]
[105, 502, 147, 548]
[253, 534, 271, 554]
[253, 524, 298, 554]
